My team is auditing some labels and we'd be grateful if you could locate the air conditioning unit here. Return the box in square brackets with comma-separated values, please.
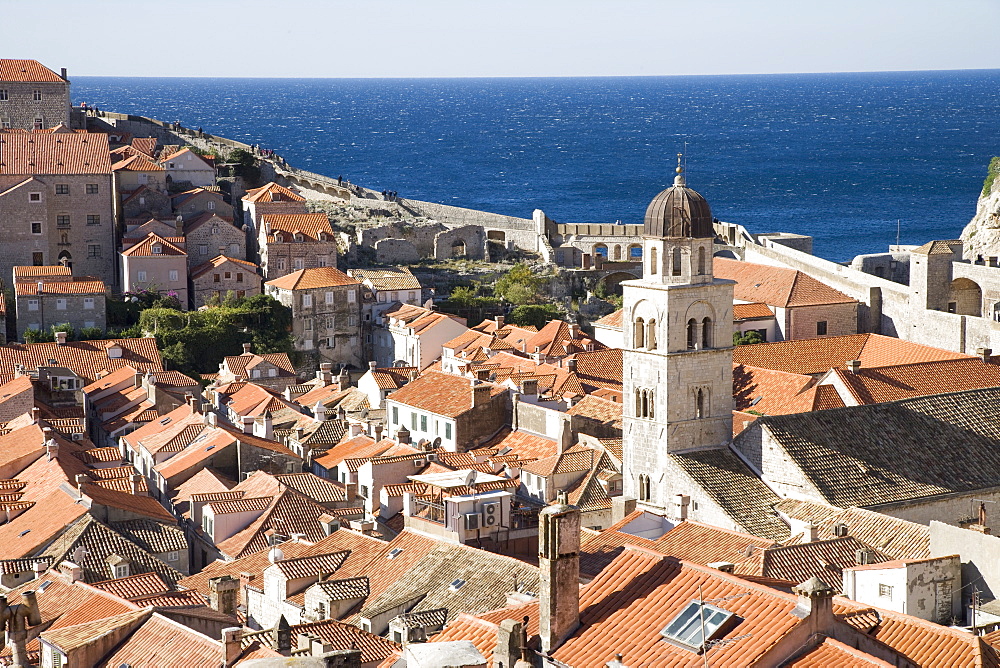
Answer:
[413, 459, 426, 468]
[482, 502, 500, 527]
[426, 452, 438, 462]
[463, 513, 482, 531]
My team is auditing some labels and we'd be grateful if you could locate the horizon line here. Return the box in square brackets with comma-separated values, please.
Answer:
[69, 66, 1000, 80]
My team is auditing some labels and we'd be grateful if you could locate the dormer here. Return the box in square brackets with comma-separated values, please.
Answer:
[318, 231, 328, 242]
[274, 231, 284, 243]
[106, 342, 124, 359]
[106, 554, 130, 579]
[293, 232, 304, 243]
[152, 244, 163, 254]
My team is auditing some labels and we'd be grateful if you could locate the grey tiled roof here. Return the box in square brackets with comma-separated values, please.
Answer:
[749, 387, 1000, 508]
[670, 447, 790, 541]
[111, 519, 188, 554]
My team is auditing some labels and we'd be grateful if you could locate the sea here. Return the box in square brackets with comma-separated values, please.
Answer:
[73, 70, 1000, 262]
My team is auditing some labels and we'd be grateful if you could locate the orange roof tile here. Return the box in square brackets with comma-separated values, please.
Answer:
[14, 276, 106, 295]
[266, 266, 360, 291]
[90, 572, 170, 600]
[120, 232, 186, 257]
[593, 308, 623, 328]
[566, 348, 622, 391]
[350, 267, 421, 291]
[714, 257, 857, 307]
[0, 59, 65, 82]
[190, 255, 260, 279]
[97, 612, 225, 668]
[482, 428, 558, 461]
[827, 356, 1000, 404]
[733, 302, 775, 320]
[112, 153, 164, 172]
[732, 333, 969, 376]
[243, 181, 305, 203]
[787, 637, 894, 667]
[0, 133, 111, 175]
[262, 212, 334, 242]
[386, 371, 504, 418]
[369, 366, 417, 390]
[13, 265, 72, 279]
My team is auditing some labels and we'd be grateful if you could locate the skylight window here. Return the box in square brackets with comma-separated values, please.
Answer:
[38, 580, 52, 592]
[387, 548, 403, 560]
[449, 579, 466, 591]
[160, 417, 172, 425]
[660, 600, 735, 651]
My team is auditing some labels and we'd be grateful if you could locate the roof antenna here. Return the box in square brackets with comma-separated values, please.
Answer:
[674, 153, 686, 187]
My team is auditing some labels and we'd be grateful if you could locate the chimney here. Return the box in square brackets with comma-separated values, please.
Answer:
[495, 315, 505, 328]
[186, 393, 201, 414]
[175, 215, 184, 236]
[336, 366, 351, 390]
[205, 411, 218, 427]
[556, 415, 572, 454]
[6, 590, 40, 666]
[566, 357, 577, 373]
[368, 361, 377, 371]
[55, 331, 67, 346]
[806, 524, 820, 543]
[472, 381, 492, 407]
[241, 415, 255, 434]
[134, 372, 144, 388]
[673, 494, 690, 521]
[538, 496, 581, 653]
[74, 473, 89, 497]
[45, 438, 58, 462]
[60, 67, 67, 80]
[978, 347, 993, 362]
[313, 401, 326, 422]
[131, 473, 147, 496]
[293, 426, 304, 442]
[345, 482, 358, 502]
[37, 281, 43, 295]
[256, 411, 273, 439]
[791, 576, 836, 634]
[611, 496, 636, 524]
[209, 576, 240, 616]
[846, 359, 861, 374]
[396, 426, 411, 445]
[569, 323, 580, 339]
[495, 617, 525, 668]
[222, 627, 243, 667]
[31, 407, 39, 424]
[520, 378, 538, 397]
[32, 560, 47, 579]
[242, 342, 252, 355]
[408, 369, 419, 383]
[58, 560, 83, 583]
[275, 615, 292, 654]
[317, 362, 334, 384]
[373, 424, 384, 441]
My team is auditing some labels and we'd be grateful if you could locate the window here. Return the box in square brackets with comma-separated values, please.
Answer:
[223, 271, 232, 280]
[87, 215, 100, 226]
[672, 247, 682, 276]
[326, 316, 335, 329]
[55, 184, 69, 195]
[213, 274, 221, 283]
[411, 412, 418, 430]
[212, 225, 219, 235]
[650, 246, 658, 274]
[293, 258, 304, 270]
[56, 299, 67, 310]
[137, 271, 147, 282]
[661, 600, 735, 651]
[236, 273, 243, 283]
[169, 270, 179, 282]
[166, 551, 179, 562]
[302, 294, 313, 307]
[697, 246, 706, 275]
[392, 406, 399, 424]
[347, 290, 356, 303]
[203, 515, 213, 535]
[947, 302, 957, 314]
[318, 256, 328, 267]
[816, 321, 828, 336]
[0, 90, 6, 100]
[31, 222, 42, 234]
[33, 89, 41, 101]
[633, 317, 645, 348]
[152, 245, 163, 254]
[687, 318, 697, 349]
[879, 584, 893, 599]
[304, 318, 313, 331]
[207, 200, 215, 210]
[27, 300, 39, 312]
[252, 369, 261, 378]
[87, 245, 101, 258]
[696, 389, 705, 419]
[445, 422, 452, 439]
[702, 317, 712, 348]
[325, 291, 334, 304]
[32, 252, 43, 266]
[420, 415, 427, 432]
[83, 298, 94, 310]
[86, 183, 99, 194]
[199, 244, 209, 256]
[229, 243, 240, 255]
[268, 368, 277, 377]
[646, 319, 657, 350]
[113, 564, 129, 579]
[56, 215, 70, 227]
[275, 258, 286, 271]
[29, 192, 40, 202]
[33, 116, 44, 130]
[639, 474, 651, 501]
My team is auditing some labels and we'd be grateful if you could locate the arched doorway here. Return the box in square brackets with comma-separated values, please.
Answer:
[948, 277, 982, 316]
[57, 250, 72, 270]
[451, 239, 467, 258]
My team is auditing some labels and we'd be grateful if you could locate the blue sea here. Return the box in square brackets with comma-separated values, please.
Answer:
[74, 71, 1000, 261]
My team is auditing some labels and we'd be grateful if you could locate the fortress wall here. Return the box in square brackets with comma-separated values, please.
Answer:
[399, 199, 540, 252]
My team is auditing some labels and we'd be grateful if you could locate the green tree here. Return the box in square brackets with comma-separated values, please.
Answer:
[509, 304, 561, 329]
[494, 263, 542, 305]
[733, 330, 765, 346]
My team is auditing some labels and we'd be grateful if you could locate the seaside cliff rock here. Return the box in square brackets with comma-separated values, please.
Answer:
[961, 157, 1000, 260]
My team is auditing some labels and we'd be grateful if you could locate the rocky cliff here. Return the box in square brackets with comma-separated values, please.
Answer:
[960, 157, 1000, 260]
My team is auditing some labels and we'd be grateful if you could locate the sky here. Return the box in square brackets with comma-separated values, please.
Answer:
[3, 0, 999, 78]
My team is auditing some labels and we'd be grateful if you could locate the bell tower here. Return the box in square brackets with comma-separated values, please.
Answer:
[621, 157, 734, 512]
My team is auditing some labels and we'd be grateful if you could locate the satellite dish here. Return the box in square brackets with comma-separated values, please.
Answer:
[464, 470, 477, 489]
[268, 547, 285, 563]
[432, 437, 442, 447]
[71, 547, 88, 563]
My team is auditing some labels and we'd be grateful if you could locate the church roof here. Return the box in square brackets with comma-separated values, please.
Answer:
[642, 165, 713, 239]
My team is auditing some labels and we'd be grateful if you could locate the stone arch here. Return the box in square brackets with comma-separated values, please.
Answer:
[628, 244, 643, 261]
[57, 250, 72, 269]
[593, 244, 609, 259]
[597, 270, 640, 297]
[686, 319, 698, 349]
[948, 277, 982, 316]
[451, 239, 467, 257]
[639, 474, 650, 501]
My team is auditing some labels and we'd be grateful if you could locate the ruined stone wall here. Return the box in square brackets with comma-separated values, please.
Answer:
[374, 238, 419, 264]
[434, 225, 486, 261]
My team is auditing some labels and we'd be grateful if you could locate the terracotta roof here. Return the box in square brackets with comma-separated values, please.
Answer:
[567, 394, 623, 429]
[733, 302, 775, 320]
[0, 132, 111, 175]
[521, 445, 595, 477]
[274, 550, 349, 579]
[13, 265, 73, 279]
[369, 366, 417, 390]
[190, 254, 260, 279]
[774, 499, 929, 561]
[593, 309, 623, 328]
[90, 572, 170, 600]
[96, 612, 225, 668]
[262, 212, 334, 242]
[733, 364, 817, 415]
[110, 519, 188, 554]
[208, 495, 273, 515]
[566, 348, 623, 391]
[733, 536, 889, 592]
[670, 447, 790, 541]
[266, 266, 359, 291]
[214, 488, 335, 558]
[15, 276, 106, 295]
[826, 356, 1000, 405]
[387, 371, 504, 418]
[243, 181, 305, 203]
[130, 137, 157, 157]
[746, 387, 1000, 508]
[524, 319, 604, 357]
[351, 267, 421, 291]
[787, 637, 895, 667]
[312, 434, 382, 470]
[714, 257, 857, 307]
[120, 232, 186, 257]
[0, 59, 65, 82]
[290, 619, 400, 663]
[82, 483, 175, 523]
[221, 351, 296, 378]
[112, 153, 164, 172]
[481, 428, 557, 461]
[732, 333, 968, 376]
[275, 472, 348, 504]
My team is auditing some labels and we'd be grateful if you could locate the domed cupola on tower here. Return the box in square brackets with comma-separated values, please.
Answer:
[643, 156, 713, 239]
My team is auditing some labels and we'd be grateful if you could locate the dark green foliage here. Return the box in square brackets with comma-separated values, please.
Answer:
[139, 294, 293, 376]
[733, 330, 765, 346]
[984, 157, 1000, 197]
[494, 263, 543, 305]
[509, 304, 562, 329]
[78, 327, 105, 341]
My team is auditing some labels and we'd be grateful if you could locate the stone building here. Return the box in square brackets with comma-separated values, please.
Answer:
[121, 186, 172, 221]
[265, 267, 363, 368]
[621, 164, 735, 514]
[241, 182, 307, 235]
[374, 303, 469, 369]
[159, 147, 216, 188]
[170, 188, 232, 222]
[0, 59, 70, 130]
[183, 213, 247, 267]
[0, 133, 116, 285]
[216, 345, 297, 392]
[13, 266, 106, 339]
[120, 233, 188, 306]
[349, 267, 423, 323]
[257, 213, 338, 280]
[190, 255, 262, 308]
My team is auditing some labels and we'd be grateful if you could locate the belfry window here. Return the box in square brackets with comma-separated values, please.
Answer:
[650, 247, 658, 274]
[696, 389, 705, 419]
[639, 475, 652, 502]
[687, 319, 697, 349]
[672, 248, 682, 276]
[646, 319, 657, 350]
[702, 317, 713, 348]
[634, 317, 645, 348]
[697, 247, 706, 275]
